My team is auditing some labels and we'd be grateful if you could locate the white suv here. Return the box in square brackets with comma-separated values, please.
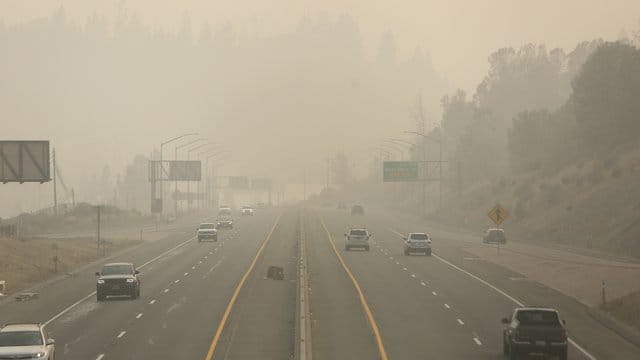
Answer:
[0, 323, 55, 359]
[344, 228, 371, 251]
[403, 232, 432, 256]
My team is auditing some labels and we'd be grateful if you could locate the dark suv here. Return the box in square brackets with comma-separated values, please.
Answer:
[96, 262, 141, 301]
[351, 205, 364, 215]
[502, 307, 568, 360]
[483, 228, 506, 244]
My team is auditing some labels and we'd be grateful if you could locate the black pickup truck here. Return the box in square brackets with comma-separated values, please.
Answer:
[502, 307, 568, 360]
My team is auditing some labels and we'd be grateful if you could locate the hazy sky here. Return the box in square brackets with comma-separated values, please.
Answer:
[2, 0, 639, 91]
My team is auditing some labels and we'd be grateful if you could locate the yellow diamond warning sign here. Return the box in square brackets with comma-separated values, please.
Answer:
[488, 204, 509, 226]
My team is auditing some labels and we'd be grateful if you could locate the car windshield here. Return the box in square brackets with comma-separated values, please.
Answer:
[517, 310, 561, 326]
[200, 224, 215, 229]
[410, 234, 428, 240]
[350, 230, 367, 236]
[101, 265, 133, 275]
[0, 331, 43, 346]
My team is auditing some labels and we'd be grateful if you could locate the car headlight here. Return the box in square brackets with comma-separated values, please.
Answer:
[97, 279, 105, 284]
[126, 278, 135, 283]
[35, 352, 46, 358]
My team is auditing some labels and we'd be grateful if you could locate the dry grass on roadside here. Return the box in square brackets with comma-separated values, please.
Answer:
[602, 291, 640, 332]
[0, 236, 141, 296]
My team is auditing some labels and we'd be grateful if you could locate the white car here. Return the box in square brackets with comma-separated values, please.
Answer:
[197, 223, 218, 242]
[0, 323, 55, 359]
[403, 232, 432, 256]
[241, 207, 255, 216]
[344, 228, 371, 251]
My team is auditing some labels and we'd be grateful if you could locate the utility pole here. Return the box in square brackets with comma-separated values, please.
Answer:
[96, 205, 102, 256]
[52, 148, 58, 216]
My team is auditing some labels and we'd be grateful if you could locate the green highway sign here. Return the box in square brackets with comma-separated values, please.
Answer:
[383, 161, 419, 182]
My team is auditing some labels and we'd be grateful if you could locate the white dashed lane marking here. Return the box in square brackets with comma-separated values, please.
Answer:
[117, 331, 126, 339]
[444, 303, 450, 309]
[184, 272, 189, 276]
[457, 319, 465, 325]
[420, 281, 427, 286]
[96, 354, 105, 360]
[174, 279, 180, 283]
[473, 337, 482, 346]
[136, 313, 143, 319]
[149, 299, 156, 305]
[432, 291, 438, 296]
[163, 289, 169, 293]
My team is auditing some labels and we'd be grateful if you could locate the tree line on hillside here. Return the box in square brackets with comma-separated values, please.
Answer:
[436, 38, 640, 185]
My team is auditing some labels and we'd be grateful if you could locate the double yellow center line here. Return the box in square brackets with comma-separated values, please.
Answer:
[320, 218, 389, 360]
[204, 214, 281, 360]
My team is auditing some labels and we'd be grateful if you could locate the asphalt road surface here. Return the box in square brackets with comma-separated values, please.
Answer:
[2, 206, 640, 359]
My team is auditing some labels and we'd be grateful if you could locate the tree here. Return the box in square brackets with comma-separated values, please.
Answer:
[571, 42, 640, 153]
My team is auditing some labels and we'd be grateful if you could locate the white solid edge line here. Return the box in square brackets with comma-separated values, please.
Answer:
[45, 234, 198, 325]
[388, 227, 598, 360]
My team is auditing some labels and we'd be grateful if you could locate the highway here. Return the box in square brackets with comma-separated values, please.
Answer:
[2, 206, 640, 359]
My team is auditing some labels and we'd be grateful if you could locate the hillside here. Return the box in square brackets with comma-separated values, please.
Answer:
[441, 145, 640, 257]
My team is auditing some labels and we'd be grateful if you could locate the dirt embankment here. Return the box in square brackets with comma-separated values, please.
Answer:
[602, 290, 640, 332]
[433, 147, 640, 258]
[0, 236, 140, 296]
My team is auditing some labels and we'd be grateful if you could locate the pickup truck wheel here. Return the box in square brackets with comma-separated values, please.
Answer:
[559, 349, 567, 360]
[508, 344, 518, 360]
[97, 292, 105, 302]
[502, 337, 508, 355]
[426, 249, 432, 256]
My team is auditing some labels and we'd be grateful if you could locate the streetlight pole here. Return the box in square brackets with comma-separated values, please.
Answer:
[197, 149, 227, 209]
[382, 141, 405, 160]
[159, 133, 198, 215]
[174, 138, 206, 215]
[202, 151, 227, 209]
[406, 130, 443, 212]
[186, 143, 219, 211]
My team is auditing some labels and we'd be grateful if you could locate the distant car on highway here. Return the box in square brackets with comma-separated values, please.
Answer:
[0, 323, 55, 360]
[241, 206, 255, 216]
[483, 228, 506, 244]
[502, 307, 568, 360]
[95, 262, 141, 301]
[344, 228, 371, 251]
[256, 202, 266, 209]
[218, 206, 232, 217]
[197, 223, 218, 242]
[216, 217, 233, 229]
[403, 232, 432, 256]
[351, 204, 364, 215]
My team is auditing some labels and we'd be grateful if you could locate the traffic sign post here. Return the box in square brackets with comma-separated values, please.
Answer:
[488, 204, 509, 255]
